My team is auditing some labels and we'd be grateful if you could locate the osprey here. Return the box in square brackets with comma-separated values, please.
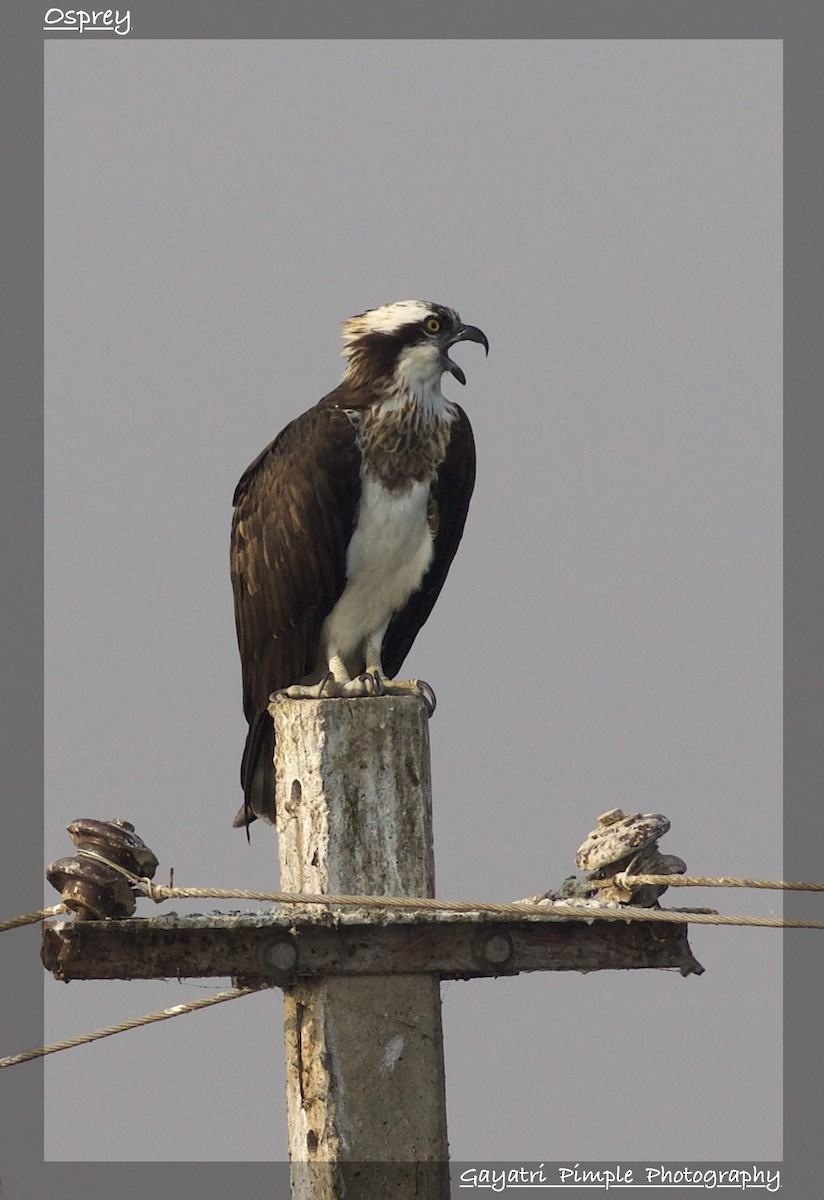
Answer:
[230, 300, 488, 828]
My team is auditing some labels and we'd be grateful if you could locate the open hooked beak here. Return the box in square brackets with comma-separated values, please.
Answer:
[443, 323, 489, 385]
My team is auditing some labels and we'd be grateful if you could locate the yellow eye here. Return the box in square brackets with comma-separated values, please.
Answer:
[425, 317, 441, 333]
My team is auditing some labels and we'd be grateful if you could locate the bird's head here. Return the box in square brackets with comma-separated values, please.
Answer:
[341, 300, 489, 402]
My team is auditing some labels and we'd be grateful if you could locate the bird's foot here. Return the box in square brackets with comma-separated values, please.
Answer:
[270, 672, 378, 703]
[370, 674, 437, 716]
[270, 674, 436, 714]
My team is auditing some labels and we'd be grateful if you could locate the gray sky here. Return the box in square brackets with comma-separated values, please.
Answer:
[44, 39, 782, 1161]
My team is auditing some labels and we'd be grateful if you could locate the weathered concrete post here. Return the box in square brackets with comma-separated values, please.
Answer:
[273, 694, 449, 1199]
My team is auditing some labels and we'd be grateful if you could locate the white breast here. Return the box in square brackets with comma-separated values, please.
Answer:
[321, 470, 434, 668]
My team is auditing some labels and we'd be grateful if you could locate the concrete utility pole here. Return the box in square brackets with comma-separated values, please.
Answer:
[273, 695, 448, 1199]
[42, 696, 702, 1199]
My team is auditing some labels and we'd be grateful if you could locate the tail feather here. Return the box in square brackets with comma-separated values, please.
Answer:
[233, 711, 276, 831]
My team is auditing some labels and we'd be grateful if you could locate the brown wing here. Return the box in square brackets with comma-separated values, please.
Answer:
[230, 398, 361, 823]
[381, 405, 476, 677]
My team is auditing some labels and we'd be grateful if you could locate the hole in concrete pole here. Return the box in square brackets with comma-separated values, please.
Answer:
[289, 778, 302, 812]
[306, 1129, 318, 1154]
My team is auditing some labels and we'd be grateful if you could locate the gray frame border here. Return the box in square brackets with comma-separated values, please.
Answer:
[1, 1, 817, 1196]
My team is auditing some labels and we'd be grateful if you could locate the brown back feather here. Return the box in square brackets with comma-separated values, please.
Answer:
[230, 399, 361, 723]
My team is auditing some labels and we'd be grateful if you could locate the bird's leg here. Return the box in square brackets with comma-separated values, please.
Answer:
[271, 652, 376, 703]
[320, 652, 379, 699]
